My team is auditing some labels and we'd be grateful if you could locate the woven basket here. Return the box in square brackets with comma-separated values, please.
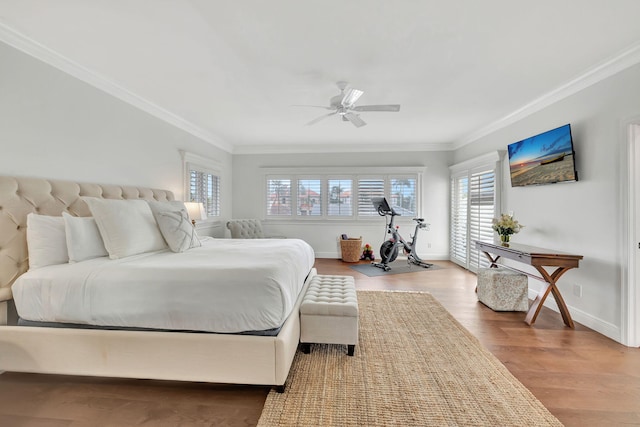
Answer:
[340, 237, 362, 263]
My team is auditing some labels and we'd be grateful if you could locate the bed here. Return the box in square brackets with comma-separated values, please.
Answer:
[0, 175, 316, 390]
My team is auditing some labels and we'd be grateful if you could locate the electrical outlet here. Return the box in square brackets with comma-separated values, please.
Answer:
[572, 284, 582, 298]
[427, 242, 432, 248]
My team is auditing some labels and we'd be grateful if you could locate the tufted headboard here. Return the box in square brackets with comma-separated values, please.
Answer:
[0, 176, 174, 301]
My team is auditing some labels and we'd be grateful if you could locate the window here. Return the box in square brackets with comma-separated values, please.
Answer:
[468, 170, 496, 269]
[328, 179, 353, 216]
[357, 178, 385, 217]
[263, 167, 421, 220]
[390, 177, 417, 216]
[297, 179, 322, 216]
[189, 168, 220, 217]
[266, 178, 291, 216]
[449, 152, 501, 272]
[450, 175, 468, 266]
[181, 151, 223, 220]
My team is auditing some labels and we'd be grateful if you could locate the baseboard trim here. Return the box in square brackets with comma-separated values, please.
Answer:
[527, 289, 621, 343]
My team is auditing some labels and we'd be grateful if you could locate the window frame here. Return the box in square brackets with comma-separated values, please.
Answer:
[296, 176, 323, 217]
[262, 167, 423, 222]
[265, 176, 293, 217]
[389, 175, 418, 218]
[355, 175, 386, 218]
[449, 151, 502, 272]
[327, 176, 355, 219]
[181, 151, 223, 221]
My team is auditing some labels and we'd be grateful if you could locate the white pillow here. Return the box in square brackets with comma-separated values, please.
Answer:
[62, 212, 108, 263]
[147, 201, 201, 253]
[157, 210, 202, 253]
[26, 213, 69, 269]
[147, 200, 189, 216]
[84, 197, 167, 259]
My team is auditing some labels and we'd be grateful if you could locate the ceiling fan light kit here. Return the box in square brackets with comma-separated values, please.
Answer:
[300, 82, 400, 128]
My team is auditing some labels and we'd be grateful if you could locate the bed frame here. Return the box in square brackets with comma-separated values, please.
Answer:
[0, 176, 313, 390]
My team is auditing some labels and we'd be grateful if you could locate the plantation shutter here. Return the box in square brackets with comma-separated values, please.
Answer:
[266, 178, 292, 216]
[390, 177, 417, 216]
[327, 179, 353, 216]
[357, 178, 385, 216]
[450, 174, 468, 266]
[468, 169, 496, 270]
[297, 179, 322, 216]
[449, 152, 500, 272]
[189, 169, 220, 217]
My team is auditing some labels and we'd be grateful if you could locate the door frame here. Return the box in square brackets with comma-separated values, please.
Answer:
[622, 118, 640, 347]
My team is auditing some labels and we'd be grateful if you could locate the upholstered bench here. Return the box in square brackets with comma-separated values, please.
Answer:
[300, 274, 359, 356]
[477, 267, 529, 312]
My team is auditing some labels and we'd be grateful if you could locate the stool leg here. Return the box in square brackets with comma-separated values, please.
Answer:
[347, 345, 355, 356]
[301, 343, 311, 354]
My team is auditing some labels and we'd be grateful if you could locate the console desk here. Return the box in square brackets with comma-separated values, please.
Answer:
[474, 240, 583, 328]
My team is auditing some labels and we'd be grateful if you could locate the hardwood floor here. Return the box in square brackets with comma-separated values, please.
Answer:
[0, 259, 638, 426]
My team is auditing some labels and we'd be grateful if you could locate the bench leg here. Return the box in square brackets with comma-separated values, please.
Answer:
[347, 344, 355, 356]
[301, 343, 311, 354]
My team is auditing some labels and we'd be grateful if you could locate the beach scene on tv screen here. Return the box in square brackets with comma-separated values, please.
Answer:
[508, 125, 576, 186]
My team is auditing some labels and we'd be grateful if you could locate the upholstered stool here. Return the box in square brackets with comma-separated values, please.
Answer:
[477, 268, 529, 312]
[300, 274, 359, 356]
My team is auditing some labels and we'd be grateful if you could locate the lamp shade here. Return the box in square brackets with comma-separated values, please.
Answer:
[184, 202, 207, 222]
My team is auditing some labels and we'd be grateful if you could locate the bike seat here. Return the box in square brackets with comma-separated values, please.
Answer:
[413, 218, 424, 222]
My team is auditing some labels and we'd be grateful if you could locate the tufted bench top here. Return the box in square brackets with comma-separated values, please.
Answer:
[301, 275, 358, 317]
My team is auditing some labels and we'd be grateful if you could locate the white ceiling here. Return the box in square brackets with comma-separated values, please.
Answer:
[2, 1, 640, 154]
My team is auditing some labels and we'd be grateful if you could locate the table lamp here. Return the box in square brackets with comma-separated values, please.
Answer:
[184, 202, 207, 226]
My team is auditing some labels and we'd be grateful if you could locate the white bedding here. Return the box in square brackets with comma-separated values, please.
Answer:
[12, 238, 315, 333]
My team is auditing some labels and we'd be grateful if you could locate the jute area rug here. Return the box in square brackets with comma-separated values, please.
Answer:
[258, 291, 562, 427]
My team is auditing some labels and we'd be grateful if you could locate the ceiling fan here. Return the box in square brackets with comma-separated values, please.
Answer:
[297, 81, 400, 128]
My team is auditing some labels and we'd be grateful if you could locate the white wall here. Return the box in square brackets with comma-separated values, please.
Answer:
[453, 62, 640, 342]
[0, 42, 232, 237]
[232, 151, 452, 259]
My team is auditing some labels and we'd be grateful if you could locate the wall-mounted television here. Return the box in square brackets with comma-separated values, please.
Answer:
[507, 124, 578, 187]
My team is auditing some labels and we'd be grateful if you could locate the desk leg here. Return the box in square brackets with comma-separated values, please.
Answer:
[525, 266, 575, 328]
[481, 252, 500, 268]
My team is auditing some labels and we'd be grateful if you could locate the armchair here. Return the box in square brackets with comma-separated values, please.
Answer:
[226, 219, 267, 239]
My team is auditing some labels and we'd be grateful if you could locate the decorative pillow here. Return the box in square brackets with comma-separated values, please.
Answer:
[83, 197, 167, 259]
[62, 212, 108, 263]
[147, 200, 189, 216]
[155, 210, 202, 253]
[26, 213, 69, 269]
[147, 201, 201, 252]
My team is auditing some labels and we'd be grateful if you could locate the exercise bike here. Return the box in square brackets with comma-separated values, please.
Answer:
[371, 197, 433, 272]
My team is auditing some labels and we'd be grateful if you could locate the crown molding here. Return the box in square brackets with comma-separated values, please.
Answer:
[0, 22, 233, 154]
[5, 19, 639, 157]
[453, 40, 640, 150]
[232, 141, 451, 155]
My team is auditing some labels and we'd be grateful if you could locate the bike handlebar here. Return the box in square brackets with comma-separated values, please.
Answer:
[378, 207, 399, 216]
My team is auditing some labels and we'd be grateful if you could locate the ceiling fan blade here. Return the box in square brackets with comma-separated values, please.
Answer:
[292, 104, 334, 110]
[306, 111, 337, 126]
[352, 104, 401, 112]
[344, 112, 366, 128]
[341, 88, 364, 108]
